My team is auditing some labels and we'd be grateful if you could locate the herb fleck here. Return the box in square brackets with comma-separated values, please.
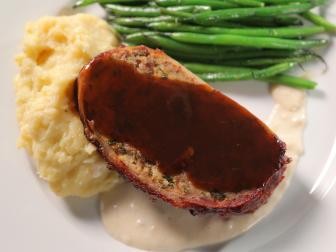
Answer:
[158, 67, 168, 79]
[116, 146, 127, 155]
[144, 157, 156, 165]
[210, 191, 226, 201]
[163, 174, 174, 188]
[107, 139, 117, 146]
[148, 168, 153, 177]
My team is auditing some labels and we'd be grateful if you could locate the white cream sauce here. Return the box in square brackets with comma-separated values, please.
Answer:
[100, 85, 306, 252]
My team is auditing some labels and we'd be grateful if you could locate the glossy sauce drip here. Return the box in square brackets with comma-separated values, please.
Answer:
[80, 58, 283, 193]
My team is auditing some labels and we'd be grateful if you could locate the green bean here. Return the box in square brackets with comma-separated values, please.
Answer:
[184, 63, 251, 74]
[184, 60, 317, 89]
[156, 0, 265, 8]
[104, 4, 211, 17]
[211, 55, 315, 67]
[244, 49, 308, 58]
[186, 62, 316, 88]
[226, 0, 264, 7]
[164, 51, 235, 61]
[155, 0, 236, 9]
[263, 0, 326, 6]
[125, 32, 158, 45]
[261, 0, 310, 4]
[125, 32, 250, 55]
[265, 75, 317, 89]
[148, 22, 237, 32]
[147, 1, 158, 6]
[149, 22, 324, 38]
[198, 72, 317, 89]
[160, 9, 193, 18]
[112, 16, 178, 27]
[105, 5, 198, 16]
[221, 55, 315, 66]
[302, 11, 336, 32]
[104, 4, 162, 17]
[183, 5, 212, 12]
[235, 16, 303, 27]
[162, 5, 211, 13]
[112, 24, 147, 34]
[184, 61, 293, 73]
[194, 21, 247, 28]
[168, 32, 328, 49]
[202, 16, 302, 28]
[167, 49, 308, 62]
[74, 0, 148, 8]
[193, 62, 296, 80]
[147, 35, 253, 54]
[122, 41, 138, 46]
[192, 3, 313, 25]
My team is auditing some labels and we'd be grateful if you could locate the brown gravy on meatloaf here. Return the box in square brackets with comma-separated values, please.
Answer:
[80, 56, 285, 193]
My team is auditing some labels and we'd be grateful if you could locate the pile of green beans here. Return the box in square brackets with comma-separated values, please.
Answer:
[74, 0, 336, 89]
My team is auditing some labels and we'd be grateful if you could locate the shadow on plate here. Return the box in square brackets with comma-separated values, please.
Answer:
[308, 89, 326, 99]
[63, 196, 101, 222]
[57, 0, 81, 15]
[25, 152, 101, 222]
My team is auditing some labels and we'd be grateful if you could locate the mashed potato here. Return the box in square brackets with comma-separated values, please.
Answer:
[15, 14, 120, 197]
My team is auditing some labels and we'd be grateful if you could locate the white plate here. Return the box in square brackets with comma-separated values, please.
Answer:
[1, 1, 336, 251]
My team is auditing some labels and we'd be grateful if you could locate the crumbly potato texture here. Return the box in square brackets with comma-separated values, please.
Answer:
[15, 14, 120, 197]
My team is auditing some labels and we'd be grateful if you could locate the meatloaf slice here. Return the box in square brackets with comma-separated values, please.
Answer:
[76, 45, 289, 216]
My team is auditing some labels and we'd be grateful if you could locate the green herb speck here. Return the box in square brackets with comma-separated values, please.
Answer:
[107, 139, 117, 146]
[163, 174, 174, 188]
[210, 191, 226, 201]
